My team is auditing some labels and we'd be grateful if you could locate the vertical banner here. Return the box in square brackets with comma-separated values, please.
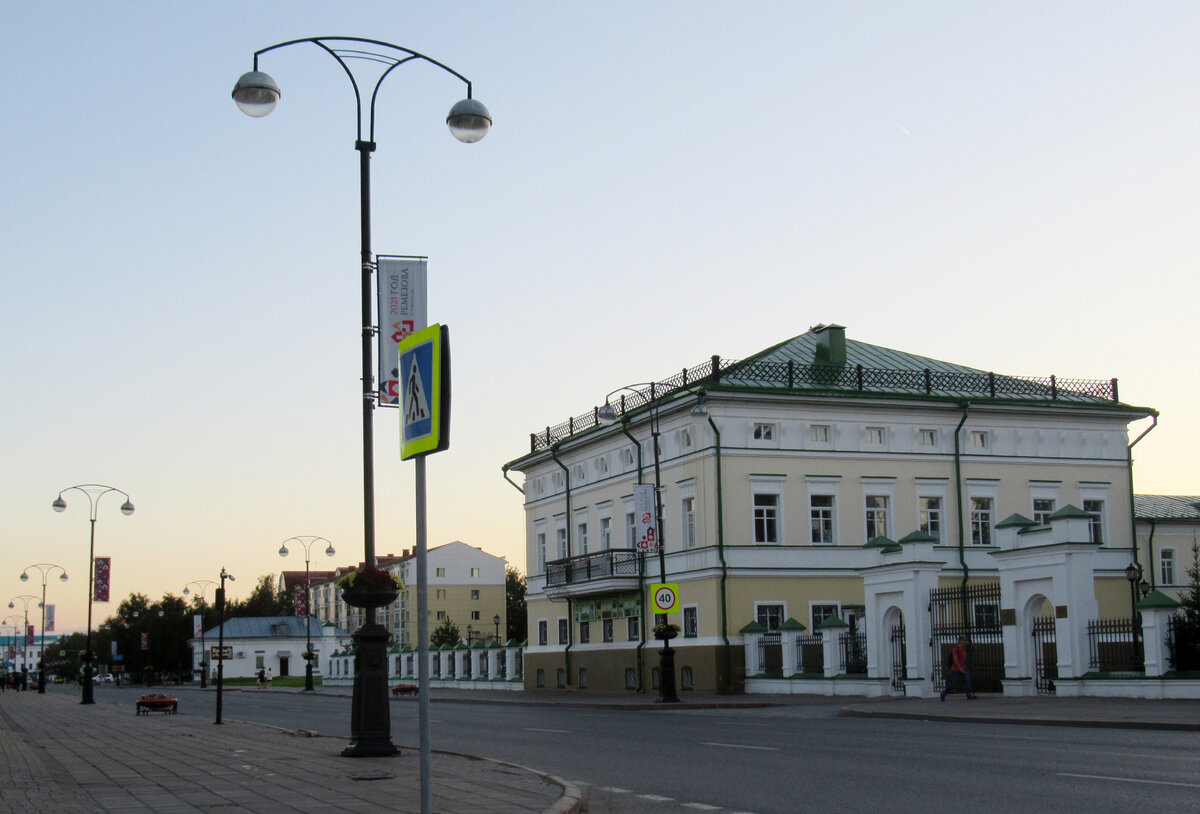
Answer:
[45, 605, 55, 632]
[294, 584, 307, 617]
[26, 625, 35, 645]
[633, 483, 659, 553]
[140, 633, 149, 651]
[376, 256, 428, 406]
[93, 557, 111, 602]
[193, 615, 203, 638]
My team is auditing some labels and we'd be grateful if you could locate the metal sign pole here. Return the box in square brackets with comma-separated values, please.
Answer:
[416, 455, 432, 814]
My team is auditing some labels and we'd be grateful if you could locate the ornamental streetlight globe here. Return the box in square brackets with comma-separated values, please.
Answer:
[446, 98, 491, 143]
[120, 500, 135, 516]
[232, 71, 281, 118]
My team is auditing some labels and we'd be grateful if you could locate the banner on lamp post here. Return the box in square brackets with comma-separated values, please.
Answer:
[26, 625, 34, 645]
[93, 557, 111, 602]
[376, 256, 428, 407]
[140, 633, 149, 651]
[294, 584, 307, 617]
[193, 615, 203, 638]
[633, 484, 659, 553]
[45, 605, 55, 632]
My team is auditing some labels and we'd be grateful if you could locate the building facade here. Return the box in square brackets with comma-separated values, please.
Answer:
[1136, 495, 1200, 602]
[504, 324, 1159, 695]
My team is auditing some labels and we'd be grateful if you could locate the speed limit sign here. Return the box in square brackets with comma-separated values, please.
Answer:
[651, 582, 679, 613]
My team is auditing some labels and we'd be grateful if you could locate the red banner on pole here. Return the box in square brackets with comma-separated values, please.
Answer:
[294, 584, 307, 617]
[141, 633, 149, 651]
[26, 624, 34, 645]
[45, 605, 55, 632]
[93, 557, 111, 602]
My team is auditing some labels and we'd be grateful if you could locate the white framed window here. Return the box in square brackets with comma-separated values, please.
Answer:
[973, 603, 1001, 631]
[627, 616, 639, 641]
[578, 621, 590, 643]
[621, 447, 636, 470]
[536, 530, 547, 573]
[917, 479, 946, 541]
[435, 567, 445, 578]
[683, 606, 698, 638]
[971, 496, 994, 545]
[602, 619, 614, 642]
[1030, 483, 1059, 525]
[626, 511, 636, 548]
[436, 589, 446, 600]
[555, 516, 568, 559]
[865, 495, 890, 540]
[969, 430, 989, 449]
[865, 426, 886, 445]
[597, 455, 609, 476]
[552, 471, 564, 489]
[600, 516, 612, 550]
[575, 508, 589, 556]
[471, 610, 481, 621]
[919, 428, 938, 447]
[436, 610, 446, 621]
[681, 496, 697, 549]
[810, 424, 831, 443]
[573, 464, 586, 483]
[755, 603, 785, 631]
[558, 618, 568, 645]
[470, 567, 480, 578]
[1080, 484, 1110, 545]
[470, 589, 480, 600]
[750, 475, 785, 545]
[810, 495, 835, 544]
[1161, 549, 1176, 585]
[810, 603, 840, 631]
[538, 620, 548, 646]
[1082, 500, 1105, 544]
[678, 428, 693, 450]
[752, 422, 777, 447]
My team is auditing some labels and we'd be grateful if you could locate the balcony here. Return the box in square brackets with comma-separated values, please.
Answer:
[544, 549, 642, 600]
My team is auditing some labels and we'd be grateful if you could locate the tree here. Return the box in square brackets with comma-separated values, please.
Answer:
[430, 616, 461, 648]
[226, 575, 290, 618]
[505, 566, 527, 643]
[1172, 542, 1200, 671]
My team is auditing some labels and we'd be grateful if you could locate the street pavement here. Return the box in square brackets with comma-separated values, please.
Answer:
[1, 683, 1197, 813]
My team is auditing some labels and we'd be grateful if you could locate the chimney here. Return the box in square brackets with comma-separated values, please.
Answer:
[812, 323, 847, 366]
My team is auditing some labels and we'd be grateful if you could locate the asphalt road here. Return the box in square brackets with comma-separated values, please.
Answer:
[189, 689, 1200, 814]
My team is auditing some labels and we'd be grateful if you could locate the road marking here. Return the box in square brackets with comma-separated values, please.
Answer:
[1059, 773, 1200, 789]
[598, 787, 631, 794]
[523, 727, 570, 734]
[637, 794, 676, 802]
[682, 804, 723, 810]
[702, 742, 780, 751]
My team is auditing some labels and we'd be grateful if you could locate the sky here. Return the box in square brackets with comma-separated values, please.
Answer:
[2, 1, 1198, 634]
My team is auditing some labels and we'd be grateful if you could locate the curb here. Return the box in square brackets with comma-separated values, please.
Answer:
[837, 705, 1200, 732]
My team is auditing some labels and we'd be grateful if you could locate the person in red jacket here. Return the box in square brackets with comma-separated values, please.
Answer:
[941, 635, 976, 700]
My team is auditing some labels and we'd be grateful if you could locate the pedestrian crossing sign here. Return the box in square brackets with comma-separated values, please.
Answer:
[398, 323, 451, 460]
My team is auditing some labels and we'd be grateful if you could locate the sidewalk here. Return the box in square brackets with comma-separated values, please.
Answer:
[0, 687, 576, 814]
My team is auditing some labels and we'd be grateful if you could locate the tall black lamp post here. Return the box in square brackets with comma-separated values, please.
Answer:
[20, 564, 68, 693]
[214, 568, 234, 725]
[232, 36, 490, 761]
[7, 595, 40, 688]
[494, 613, 501, 643]
[279, 536, 335, 691]
[183, 579, 217, 688]
[598, 383, 709, 703]
[52, 484, 134, 704]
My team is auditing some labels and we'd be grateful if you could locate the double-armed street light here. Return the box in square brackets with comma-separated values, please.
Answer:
[233, 36, 490, 769]
[7, 595, 41, 685]
[52, 484, 134, 704]
[597, 384, 709, 703]
[214, 568, 235, 725]
[20, 564, 67, 692]
[278, 536, 335, 691]
[183, 579, 218, 688]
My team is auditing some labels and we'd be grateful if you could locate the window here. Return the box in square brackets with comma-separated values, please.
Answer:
[471, 610, 481, 621]
[600, 517, 612, 550]
[436, 610, 446, 621]
[753, 423, 775, 441]
[579, 621, 590, 643]
[679, 428, 692, 449]
[756, 604, 784, 631]
[683, 606, 698, 638]
[435, 567, 445, 577]
[1083, 499, 1105, 544]
[556, 526, 568, 559]
[1032, 498, 1056, 526]
[811, 604, 840, 630]
[470, 589, 480, 600]
[969, 430, 988, 449]
[865, 495, 890, 540]
[577, 522, 589, 555]
[627, 616, 640, 640]
[557, 669, 566, 689]
[971, 497, 994, 545]
[682, 497, 697, 549]
[436, 589, 446, 600]
[1161, 549, 1176, 585]
[538, 620, 548, 646]
[754, 493, 780, 544]
[621, 447, 636, 469]
[919, 496, 942, 540]
[602, 619, 614, 642]
[626, 512, 637, 548]
[625, 668, 637, 689]
[558, 618, 568, 645]
[810, 495, 835, 544]
[471, 567, 481, 578]
[810, 424, 830, 443]
[680, 666, 694, 690]
[974, 604, 1000, 631]
[919, 428, 937, 447]
[536, 532, 547, 572]
[865, 426, 885, 445]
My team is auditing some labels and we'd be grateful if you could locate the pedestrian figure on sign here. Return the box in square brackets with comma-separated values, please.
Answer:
[941, 636, 976, 700]
[257, 668, 265, 689]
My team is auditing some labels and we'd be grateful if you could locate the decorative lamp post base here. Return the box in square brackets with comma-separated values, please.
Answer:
[342, 621, 398, 758]
[658, 643, 681, 703]
[305, 661, 315, 692]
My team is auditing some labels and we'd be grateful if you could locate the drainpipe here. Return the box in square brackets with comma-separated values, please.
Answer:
[1147, 519, 1157, 591]
[953, 403, 971, 623]
[706, 410, 731, 693]
[550, 445, 573, 685]
[501, 464, 524, 496]
[1127, 415, 1158, 576]
[621, 418, 649, 692]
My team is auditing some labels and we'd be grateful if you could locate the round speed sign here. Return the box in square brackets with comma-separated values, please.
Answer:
[651, 582, 679, 613]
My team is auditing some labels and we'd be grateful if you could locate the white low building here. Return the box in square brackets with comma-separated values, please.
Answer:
[188, 617, 350, 680]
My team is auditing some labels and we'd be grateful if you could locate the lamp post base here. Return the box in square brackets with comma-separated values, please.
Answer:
[658, 644, 681, 703]
[304, 661, 314, 692]
[343, 622, 398, 758]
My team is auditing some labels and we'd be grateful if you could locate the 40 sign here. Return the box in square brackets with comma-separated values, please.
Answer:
[651, 583, 679, 614]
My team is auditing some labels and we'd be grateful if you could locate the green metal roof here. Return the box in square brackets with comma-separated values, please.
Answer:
[740, 621, 768, 634]
[898, 530, 938, 544]
[1134, 495, 1200, 521]
[996, 513, 1037, 529]
[1048, 504, 1093, 521]
[1137, 590, 1180, 610]
[780, 617, 808, 632]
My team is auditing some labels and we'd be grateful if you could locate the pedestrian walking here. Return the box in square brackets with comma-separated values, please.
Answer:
[941, 635, 975, 700]
[266, 667, 273, 689]
[256, 668, 265, 689]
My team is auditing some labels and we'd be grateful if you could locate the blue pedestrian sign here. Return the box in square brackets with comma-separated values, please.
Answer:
[398, 323, 451, 459]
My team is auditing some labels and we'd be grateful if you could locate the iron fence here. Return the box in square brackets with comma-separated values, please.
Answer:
[796, 634, 824, 675]
[890, 624, 907, 693]
[1087, 618, 1144, 672]
[929, 582, 1005, 693]
[840, 631, 867, 674]
[1032, 616, 1057, 694]
[758, 632, 783, 676]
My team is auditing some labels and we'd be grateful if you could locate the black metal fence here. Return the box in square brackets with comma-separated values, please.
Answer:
[1087, 618, 1143, 672]
[757, 632, 783, 676]
[795, 634, 824, 675]
[890, 624, 907, 693]
[1032, 616, 1057, 694]
[545, 549, 640, 587]
[1168, 616, 1200, 672]
[840, 631, 867, 675]
[929, 582, 1005, 693]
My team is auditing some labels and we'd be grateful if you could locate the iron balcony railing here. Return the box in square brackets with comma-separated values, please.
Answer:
[545, 548, 641, 587]
[528, 355, 1120, 452]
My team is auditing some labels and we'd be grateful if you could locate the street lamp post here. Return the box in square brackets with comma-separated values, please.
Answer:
[183, 579, 217, 688]
[52, 484, 134, 704]
[279, 536, 336, 691]
[20, 564, 68, 693]
[494, 613, 501, 643]
[215, 568, 234, 725]
[598, 383, 709, 703]
[233, 36, 489, 768]
[7, 596, 40, 690]
[1124, 562, 1149, 670]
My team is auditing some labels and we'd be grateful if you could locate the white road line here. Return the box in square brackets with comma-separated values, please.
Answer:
[523, 727, 570, 733]
[682, 804, 723, 810]
[637, 794, 676, 802]
[702, 742, 780, 751]
[1059, 773, 1200, 789]
[598, 787, 631, 794]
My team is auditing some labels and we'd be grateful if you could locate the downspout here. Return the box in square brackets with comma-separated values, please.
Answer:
[1147, 519, 1157, 591]
[550, 445, 573, 685]
[706, 410, 731, 693]
[621, 418, 649, 692]
[1127, 415, 1158, 576]
[953, 403, 971, 623]
[501, 464, 524, 495]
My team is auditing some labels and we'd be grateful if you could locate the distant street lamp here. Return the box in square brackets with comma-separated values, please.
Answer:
[7, 595, 40, 687]
[598, 383, 709, 703]
[215, 568, 235, 725]
[233, 36, 489, 770]
[278, 536, 335, 691]
[2, 616, 23, 680]
[494, 613, 501, 643]
[183, 579, 217, 688]
[20, 564, 67, 693]
[1124, 562, 1148, 670]
[52, 484, 134, 704]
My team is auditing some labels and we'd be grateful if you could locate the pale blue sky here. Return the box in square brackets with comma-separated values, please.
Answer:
[3, 2, 1197, 631]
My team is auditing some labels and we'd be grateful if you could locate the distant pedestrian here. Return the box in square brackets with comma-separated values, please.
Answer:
[266, 668, 273, 689]
[941, 636, 975, 700]
[256, 668, 265, 689]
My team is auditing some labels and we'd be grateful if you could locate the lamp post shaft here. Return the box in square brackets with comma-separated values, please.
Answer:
[650, 417, 679, 703]
[359, 138, 377, 578]
[83, 517, 97, 704]
[38, 583, 46, 694]
[304, 555, 314, 691]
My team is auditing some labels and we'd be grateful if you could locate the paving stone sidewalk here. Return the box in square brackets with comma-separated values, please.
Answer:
[0, 688, 574, 814]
